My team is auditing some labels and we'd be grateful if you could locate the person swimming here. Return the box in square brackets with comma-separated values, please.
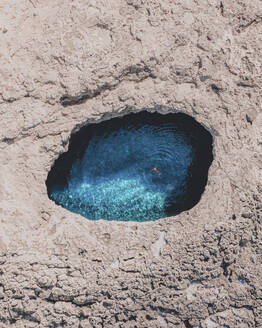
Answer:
[151, 167, 161, 176]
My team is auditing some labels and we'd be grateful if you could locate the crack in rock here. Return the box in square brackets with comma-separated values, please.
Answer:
[60, 63, 155, 107]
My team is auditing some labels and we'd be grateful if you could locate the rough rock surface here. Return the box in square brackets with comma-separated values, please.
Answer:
[0, 0, 262, 327]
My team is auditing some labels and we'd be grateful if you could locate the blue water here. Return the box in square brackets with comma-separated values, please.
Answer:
[50, 123, 194, 221]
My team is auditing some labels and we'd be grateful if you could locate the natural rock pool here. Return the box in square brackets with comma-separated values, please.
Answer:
[46, 111, 213, 221]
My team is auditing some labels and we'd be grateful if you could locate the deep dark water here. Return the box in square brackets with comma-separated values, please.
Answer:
[46, 111, 213, 221]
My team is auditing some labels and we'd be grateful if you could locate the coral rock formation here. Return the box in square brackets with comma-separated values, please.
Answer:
[0, 0, 261, 327]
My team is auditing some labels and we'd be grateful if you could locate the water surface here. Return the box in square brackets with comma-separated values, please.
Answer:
[46, 111, 213, 221]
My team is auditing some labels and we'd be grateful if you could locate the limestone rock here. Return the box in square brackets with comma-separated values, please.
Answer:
[0, 0, 261, 327]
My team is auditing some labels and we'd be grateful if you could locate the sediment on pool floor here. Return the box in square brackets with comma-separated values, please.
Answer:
[46, 110, 214, 221]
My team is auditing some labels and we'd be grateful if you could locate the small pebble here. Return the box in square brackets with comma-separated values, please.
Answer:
[241, 212, 252, 219]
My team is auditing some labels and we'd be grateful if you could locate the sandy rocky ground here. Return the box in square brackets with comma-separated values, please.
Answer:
[0, 0, 262, 327]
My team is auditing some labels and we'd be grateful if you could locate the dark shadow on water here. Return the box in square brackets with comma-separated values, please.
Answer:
[46, 110, 213, 221]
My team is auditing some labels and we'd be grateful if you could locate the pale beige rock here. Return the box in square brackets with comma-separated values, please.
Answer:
[0, 0, 262, 327]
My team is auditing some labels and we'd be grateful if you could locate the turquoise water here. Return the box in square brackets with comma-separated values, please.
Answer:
[50, 124, 193, 221]
[47, 111, 213, 221]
